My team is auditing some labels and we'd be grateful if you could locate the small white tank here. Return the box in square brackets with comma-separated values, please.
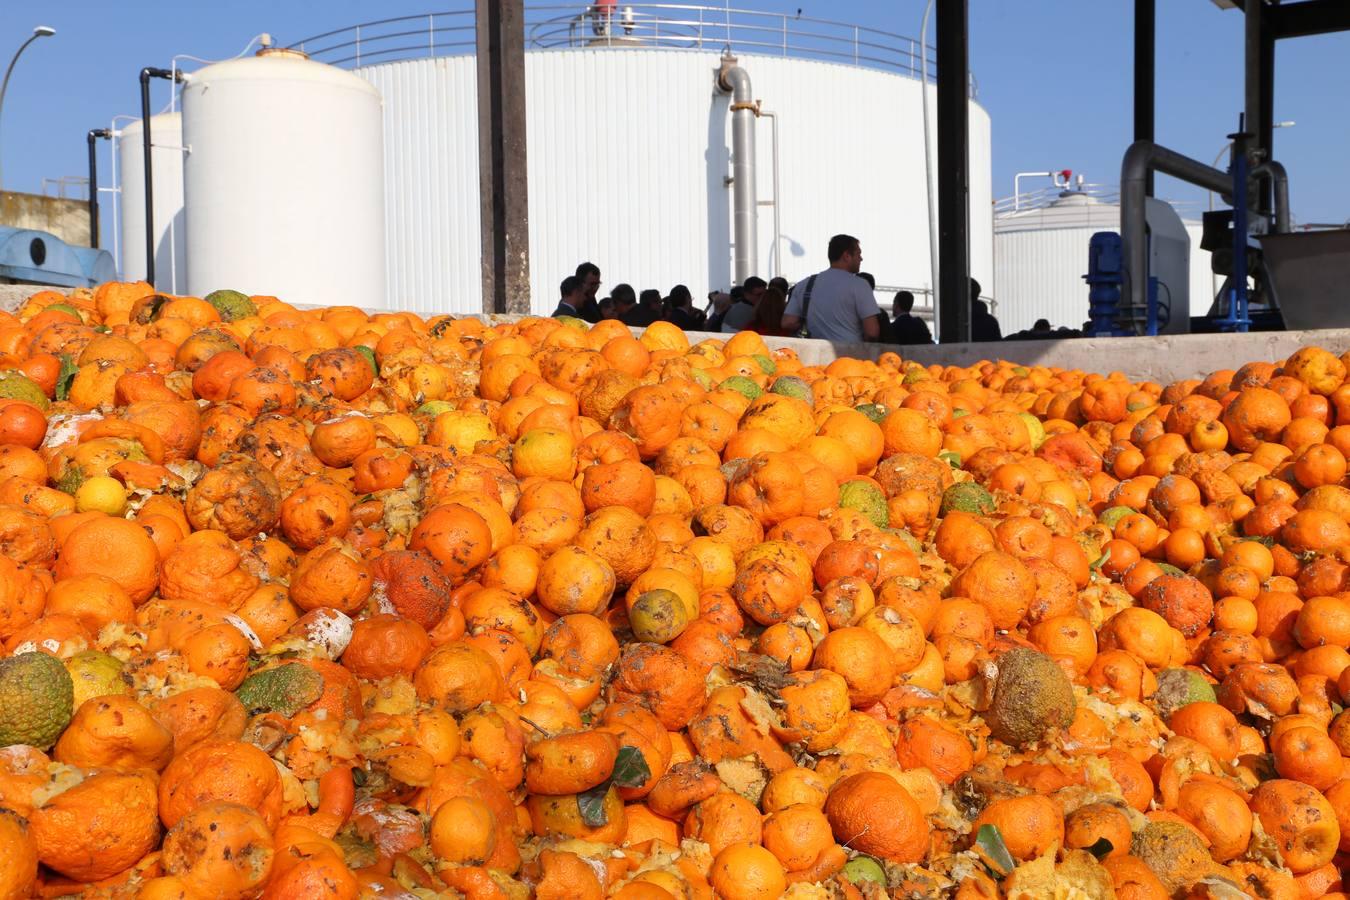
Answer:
[181, 48, 385, 308]
[119, 112, 186, 293]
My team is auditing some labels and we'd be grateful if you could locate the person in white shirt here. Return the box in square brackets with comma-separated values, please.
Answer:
[780, 234, 882, 343]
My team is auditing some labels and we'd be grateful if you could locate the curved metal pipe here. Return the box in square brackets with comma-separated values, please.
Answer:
[86, 128, 110, 249]
[1121, 140, 1233, 316]
[139, 66, 181, 287]
[718, 59, 758, 284]
[1251, 159, 1290, 234]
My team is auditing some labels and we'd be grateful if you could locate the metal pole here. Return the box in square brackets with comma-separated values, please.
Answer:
[476, 0, 531, 314]
[1133, 0, 1155, 196]
[761, 110, 782, 278]
[0, 27, 55, 193]
[1224, 129, 1251, 333]
[87, 129, 110, 249]
[919, 0, 938, 330]
[936, 0, 970, 344]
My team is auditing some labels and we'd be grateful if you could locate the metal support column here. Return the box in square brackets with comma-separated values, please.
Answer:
[476, 0, 531, 315]
[1245, 1, 1265, 214]
[935, 0, 970, 344]
[1246, 1, 1275, 216]
[1133, 0, 1156, 196]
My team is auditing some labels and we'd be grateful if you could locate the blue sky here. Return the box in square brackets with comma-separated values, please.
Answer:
[2, 1, 1346, 239]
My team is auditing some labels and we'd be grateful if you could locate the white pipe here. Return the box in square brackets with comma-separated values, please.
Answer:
[760, 109, 781, 278]
[1013, 171, 1060, 210]
[109, 121, 119, 274]
[919, 0, 938, 328]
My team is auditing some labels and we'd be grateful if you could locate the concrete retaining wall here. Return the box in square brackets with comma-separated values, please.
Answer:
[698, 329, 1350, 384]
[0, 191, 91, 248]
[0, 283, 48, 313]
[2, 279, 1344, 384]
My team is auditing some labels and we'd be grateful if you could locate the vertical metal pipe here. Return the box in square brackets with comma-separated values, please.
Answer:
[86, 129, 109, 249]
[1133, 0, 1155, 196]
[936, 0, 970, 344]
[718, 59, 759, 284]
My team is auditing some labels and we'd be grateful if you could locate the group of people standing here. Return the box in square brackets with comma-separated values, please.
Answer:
[550, 262, 706, 330]
[551, 235, 1006, 344]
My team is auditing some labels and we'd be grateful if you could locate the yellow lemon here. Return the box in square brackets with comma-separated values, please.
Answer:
[74, 476, 127, 515]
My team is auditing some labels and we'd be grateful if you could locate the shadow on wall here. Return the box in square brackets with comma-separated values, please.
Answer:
[152, 208, 188, 294]
[705, 74, 731, 291]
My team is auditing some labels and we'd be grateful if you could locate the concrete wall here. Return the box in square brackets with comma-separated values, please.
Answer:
[2, 276, 1345, 385]
[0, 191, 91, 248]
[719, 329, 1350, 384]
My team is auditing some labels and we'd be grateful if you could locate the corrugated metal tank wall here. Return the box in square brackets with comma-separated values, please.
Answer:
[360, 50, 994, 315]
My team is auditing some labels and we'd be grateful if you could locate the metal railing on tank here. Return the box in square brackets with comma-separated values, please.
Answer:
[289, 4, 976, 96]
[993, 183, 1206, 222]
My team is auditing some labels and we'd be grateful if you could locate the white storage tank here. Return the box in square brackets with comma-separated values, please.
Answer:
[305, 7, 995, 317]
[118, 113, 186, 294]
[181, 48, 385, 308]
[993, 188, 1215, 335]
[361, 50, 993, 316]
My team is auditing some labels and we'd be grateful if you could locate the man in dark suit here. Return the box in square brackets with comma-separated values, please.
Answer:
[575, 262, 603, 323]
[551, 275, 586, 318]
[970, 278, 1002, 342]
[622, 289, 663, 327]
[889, 290, 933, 345]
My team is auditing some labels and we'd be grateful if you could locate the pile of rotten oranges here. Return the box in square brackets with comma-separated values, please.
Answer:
[0, 282, 1349, 900]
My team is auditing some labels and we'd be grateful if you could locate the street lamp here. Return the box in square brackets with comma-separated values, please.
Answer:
[0, 25, 57, 193]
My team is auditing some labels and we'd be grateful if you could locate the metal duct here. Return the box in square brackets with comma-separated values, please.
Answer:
[1121, 140, 1233, 317]
[1251, 159, 1291, 235]
[718, 57, 758, 285]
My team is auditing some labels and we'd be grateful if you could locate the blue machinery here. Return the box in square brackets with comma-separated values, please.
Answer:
[1215, 126, 1252, 332]
[0, 226, 115, 288]
[1091, 118, 1279, 337]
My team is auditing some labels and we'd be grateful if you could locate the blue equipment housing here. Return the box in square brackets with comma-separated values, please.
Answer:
[0, 226, 115, 288]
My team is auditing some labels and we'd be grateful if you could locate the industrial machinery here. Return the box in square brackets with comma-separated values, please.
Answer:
[1082, 196, 1201, 337]
[1116, 0, 1350, 336]
[0, 226, 114, 287]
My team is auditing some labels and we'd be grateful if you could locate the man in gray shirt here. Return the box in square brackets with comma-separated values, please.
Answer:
[781, 234, 882, 343]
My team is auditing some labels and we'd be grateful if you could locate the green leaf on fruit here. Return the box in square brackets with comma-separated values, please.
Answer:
[974, 824, 1015, 877]
[55, 354, 78, 402]
[577, 782, 610, 827]
[611, 745, 651, 788]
